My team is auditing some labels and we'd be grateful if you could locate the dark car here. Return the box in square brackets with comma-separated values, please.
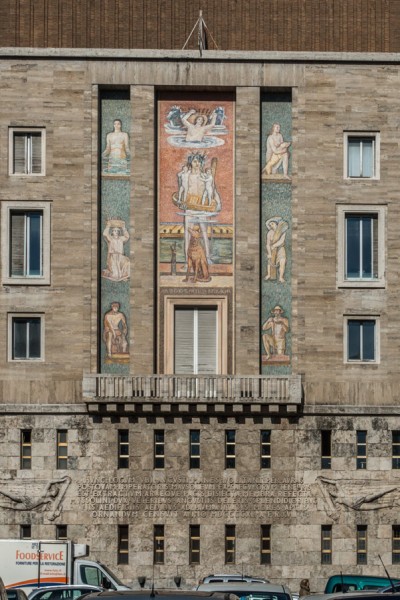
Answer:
[7, 591, 29, 600]
[79, 591, 238, 600]
[28, 586, 103, 600]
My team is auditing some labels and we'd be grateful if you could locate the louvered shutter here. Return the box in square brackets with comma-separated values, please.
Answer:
[10, 212, 25, 277]
[31, 133, 42, 174]
[197, 308, 217, 374]
[13, 134, 27, 174]
[174, 307, 217, 374]
[174, 308, 194, 373]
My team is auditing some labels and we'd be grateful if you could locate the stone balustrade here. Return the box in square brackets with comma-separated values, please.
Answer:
[83, 374, 302, 413]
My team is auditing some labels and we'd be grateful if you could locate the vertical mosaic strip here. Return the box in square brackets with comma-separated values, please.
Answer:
[261, 93, 292, 375]
[158, 93, 234, 290]
[100, 90, 131, 374]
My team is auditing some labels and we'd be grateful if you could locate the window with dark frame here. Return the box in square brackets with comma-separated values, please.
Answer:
[260, 524, 271, 565]
[225, 430, 236, 469]
[189, 430, 200, 469]
[393, 526, 400, 564]
[260, 430, 271, 469]
[357, 525, 367, 565]
[392, 432, 400, 469]
[189, 524, 200, 564]
[321, 525, 332, 564]
[20, 429, 32, 469]
[225, 524, 236, 564]
[20, 524, 31, 539]
[347, 319, 376, 362]
[56, 524, 68, 540]
[321, 430, 332, 469]
[154, 430, 165, 469]
[118, 525, 129, 565]
[11, 130, 44, 175]
[154, 524, 165, 564]
[11, 316, 42, 360]
[345, 213, 378, 281]
[57, 430, 68, 469]
[118, 430, 129, 469]
[356, 430, 367, 470]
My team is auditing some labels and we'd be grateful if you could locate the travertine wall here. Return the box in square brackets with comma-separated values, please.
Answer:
[1, 50, 400, 591]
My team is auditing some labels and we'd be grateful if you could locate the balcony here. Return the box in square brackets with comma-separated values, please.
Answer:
[83, 374, 302, 416]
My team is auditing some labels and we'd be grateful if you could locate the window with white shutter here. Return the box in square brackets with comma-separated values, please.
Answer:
[9, 128, 46, 175]
[164, 296, 228, 375]
[174, 307, 217, 374]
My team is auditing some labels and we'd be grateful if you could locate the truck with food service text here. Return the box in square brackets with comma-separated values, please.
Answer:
[0, 539, 131, 595]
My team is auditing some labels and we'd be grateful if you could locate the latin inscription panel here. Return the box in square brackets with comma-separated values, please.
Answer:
[77, 476, 313, 521]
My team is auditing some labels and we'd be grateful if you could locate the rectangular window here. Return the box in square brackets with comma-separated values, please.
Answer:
[118, 430, 129, 469]
[225, 430, 236, 469]
[344, 133, 379, 179]
[20, 430, 32, 470]
[2, 202, 50, 286]
[356, 430, 367, 470]
[174, 307, 217, 374]
[225, 524, 236, 564]
[393, 526, 400, 564]
[118, 525, 129, 565]
[164, 296, 228, 375]
[321, 525, 332, 565]
[189, 430, 200, 469]
[321, 430, 332, 469]
[56, 525, 68, 540]
[393, 432, 400, 469]
[345, 214, 378, 280]
[189, 524, 200, 564]
[154, 525, 164, 564]
[154, 430, 165, 469]
[9, 128, 45, 175]
[346, 318, 377, 363]
[260, 430, 271, 469]
[357, 525, 367, 565]
[10, 315, 43, 361]
[57, 430, 68, 469]
[337, 206, 385, 289]
[20, 525, 31, 539]
[260, 524, 271, 565]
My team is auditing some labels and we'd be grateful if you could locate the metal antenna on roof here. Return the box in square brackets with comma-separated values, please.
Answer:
[182, 10, 219, 56]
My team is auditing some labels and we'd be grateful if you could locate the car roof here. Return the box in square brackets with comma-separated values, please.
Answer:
[81, 592, 237, 600]
[29, 587, 102, 598]
[196, 584, 290, 594]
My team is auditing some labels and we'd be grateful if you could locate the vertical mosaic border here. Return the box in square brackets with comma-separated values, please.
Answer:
[261, 92, 292, 375]
[99, 90, 131, 374]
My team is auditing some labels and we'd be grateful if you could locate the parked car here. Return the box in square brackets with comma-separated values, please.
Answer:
[200, 576, 269, 584]
[195, 581, 292, 600]
[7, 590, 29, 600]
[28, 585, 103, 600]
[379, 585, 400, 594]
[78, 592, 238, 600]
[324, 577, 400, 594]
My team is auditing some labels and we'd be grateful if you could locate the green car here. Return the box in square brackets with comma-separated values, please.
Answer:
[324, 575, 400, 594]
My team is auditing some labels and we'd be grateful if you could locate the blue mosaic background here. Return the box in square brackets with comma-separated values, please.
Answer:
[100, 91, 131, 374]
[261, 93, 292, 375]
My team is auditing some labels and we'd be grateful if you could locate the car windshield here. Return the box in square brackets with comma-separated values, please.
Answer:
[98, 563, 125, 587]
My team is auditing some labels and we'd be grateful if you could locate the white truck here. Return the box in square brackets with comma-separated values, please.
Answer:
[0, 539, 131, 595]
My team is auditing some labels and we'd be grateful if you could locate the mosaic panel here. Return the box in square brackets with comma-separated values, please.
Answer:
[100, 91, 131, 374]
[261, 93, 292, 375]
[158, 93, 234, 289]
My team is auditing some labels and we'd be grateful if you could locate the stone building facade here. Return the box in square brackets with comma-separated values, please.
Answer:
[2, 40, 400, 593]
